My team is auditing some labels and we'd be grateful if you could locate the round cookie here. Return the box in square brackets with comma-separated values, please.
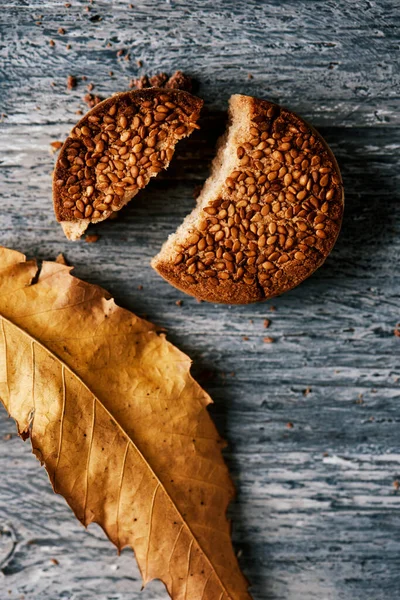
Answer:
[152, 94, 344, 304]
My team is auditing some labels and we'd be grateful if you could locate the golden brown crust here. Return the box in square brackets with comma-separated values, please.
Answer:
[152, 96, 344, 304]
[53, 88, 203, 239]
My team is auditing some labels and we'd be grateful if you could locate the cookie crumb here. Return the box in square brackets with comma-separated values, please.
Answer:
[49, 39, 55, 46]
[263, 319, 271, 328]
[175, 300, 183, 307]
[50, 141, 63, 152]
[242, 336, 249, 341]
[263, 336, 274, 343]
[165, 70, 193, 92]
[394, 324, 400, 337]
[303, 387, 312, 396]
[149, 72, 169, 88]
[85, 234, 99, 243]
[130, 70, 193, 92]
[394, 480, 400, 490]
[138, 285, 143, 290]
[286, 422, 294, 429]
[67, 75, 77, 89]
[83, 93, 103, 108]
[58, 27, 66, 34]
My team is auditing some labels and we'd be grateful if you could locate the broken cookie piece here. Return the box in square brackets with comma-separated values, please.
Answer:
[53, 88, 203, 240]
[152, 94, 344, 304]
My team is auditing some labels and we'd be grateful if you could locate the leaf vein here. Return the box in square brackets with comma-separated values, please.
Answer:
[83, 396, 96, 526]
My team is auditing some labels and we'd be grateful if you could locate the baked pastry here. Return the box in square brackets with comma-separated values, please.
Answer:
[152, 94, 344, 304]
[53, 88, 203, 240]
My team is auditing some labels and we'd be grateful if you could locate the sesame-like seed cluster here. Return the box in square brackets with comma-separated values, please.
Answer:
[174, 103, 343, 295]
[54, 90, 200, 223]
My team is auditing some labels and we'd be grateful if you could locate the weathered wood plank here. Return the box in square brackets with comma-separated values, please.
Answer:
[0, 0, 399, 598]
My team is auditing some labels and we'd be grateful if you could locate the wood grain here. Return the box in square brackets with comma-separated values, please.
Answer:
[0, 1, 399, 599]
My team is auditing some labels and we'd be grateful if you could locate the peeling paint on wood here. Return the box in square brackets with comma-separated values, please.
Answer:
[0, 1, 399, 599]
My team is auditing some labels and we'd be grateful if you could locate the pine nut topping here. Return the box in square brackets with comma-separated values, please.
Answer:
[55, 89, 201, 228]
[168, 99, 343, 296]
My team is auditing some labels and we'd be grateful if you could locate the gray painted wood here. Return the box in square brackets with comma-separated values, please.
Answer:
[0, 1, 399, 598]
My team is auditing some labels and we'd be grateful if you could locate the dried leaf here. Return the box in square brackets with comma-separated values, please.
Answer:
[0, 247, 251, 600]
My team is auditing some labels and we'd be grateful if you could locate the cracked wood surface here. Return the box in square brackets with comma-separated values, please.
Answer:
[0, 1, 399, 599]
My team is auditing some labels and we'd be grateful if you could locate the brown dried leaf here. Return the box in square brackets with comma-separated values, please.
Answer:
[0, 247, 251, 600]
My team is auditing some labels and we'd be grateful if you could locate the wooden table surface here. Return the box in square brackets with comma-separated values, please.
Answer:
[1, 1, 399, 599]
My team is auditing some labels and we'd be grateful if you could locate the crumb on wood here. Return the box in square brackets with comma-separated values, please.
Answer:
[65, 2, 71, 7]
[393, 480, 400, 490]
[263, 319, 271, 328]
[50, 558, 59, 565]
[136, 59, 143, 67]
[165, 70, 193, 91]
[175, 300, 183, 307]
[3, 433, 12, 441]
[75, 109, 83, 115]
[130, 70, 193, 92]
[66, 43, 71, 50]
[109, 71, 113, 76]
[83, 93, 103, 108]
[303, 387, 312, 396]
[50, 141, 63, 152]
[248, 73, 253, 79]
[58, 27, 66, 35]
[286, 422, 294, 429]
[263, 336, 274, 343]
[394, 324, 400, 337]
[87, 82, 94, 91]
[138, 285, 143, 290]
[117, 49, 124, 57]
[270, 305, 276, 312]
[242, 336, 249, 341]
[49, 39, 55, 46]
[150, 72, 170, 87]
[67, 75, 77, 89]
[85, 234, 99, 243]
